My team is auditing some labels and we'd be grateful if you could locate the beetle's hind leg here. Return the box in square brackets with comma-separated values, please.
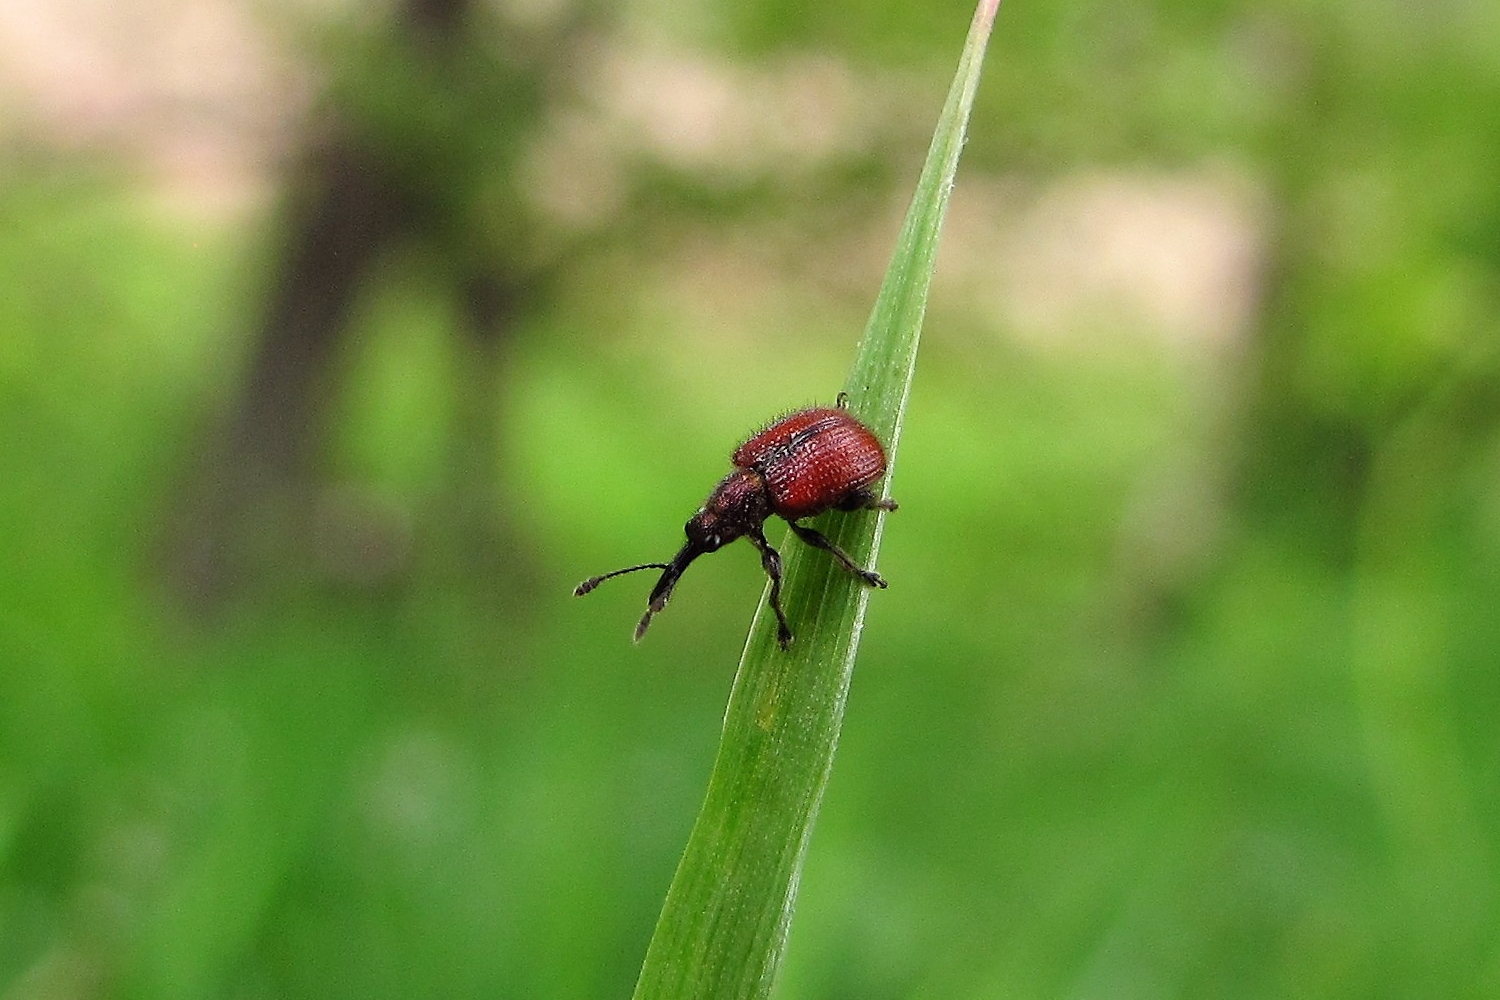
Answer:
[834, 486, 898, 513]
[787, 521, 887, 589]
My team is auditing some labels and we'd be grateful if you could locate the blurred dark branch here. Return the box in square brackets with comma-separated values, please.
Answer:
[162, 0, 591, 611]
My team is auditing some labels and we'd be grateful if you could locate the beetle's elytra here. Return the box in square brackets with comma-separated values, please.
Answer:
[574, 392, 897, 649]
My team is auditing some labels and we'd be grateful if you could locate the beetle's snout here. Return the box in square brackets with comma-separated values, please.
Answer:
[633, 543, 705, 642]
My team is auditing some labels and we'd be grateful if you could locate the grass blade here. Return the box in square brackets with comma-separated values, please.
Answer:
[631, 3, 1001, 997]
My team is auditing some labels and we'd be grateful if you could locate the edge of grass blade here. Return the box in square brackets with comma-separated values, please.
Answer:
[631, 3, 1002, 998]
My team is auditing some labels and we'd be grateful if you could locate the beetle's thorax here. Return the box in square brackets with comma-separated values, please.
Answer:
[685, 467, 771, 551]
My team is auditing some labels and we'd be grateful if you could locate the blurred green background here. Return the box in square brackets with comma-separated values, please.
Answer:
[4, 0, 1500, 997]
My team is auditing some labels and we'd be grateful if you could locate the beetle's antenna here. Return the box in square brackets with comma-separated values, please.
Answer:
[633, 544, 704, 641]
[573, 562, 671, 596]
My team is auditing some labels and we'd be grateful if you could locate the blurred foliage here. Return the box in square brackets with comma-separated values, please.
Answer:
[3, 0, 1500, 998]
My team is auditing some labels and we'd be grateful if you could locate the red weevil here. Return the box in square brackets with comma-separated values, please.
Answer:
[574, 392, 897, 649]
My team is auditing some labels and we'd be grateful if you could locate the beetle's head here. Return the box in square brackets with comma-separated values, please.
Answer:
[682, 508, 733, 554]
[572, 469, 772, 643]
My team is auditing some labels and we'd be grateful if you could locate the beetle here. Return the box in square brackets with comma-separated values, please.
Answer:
[573, 392, 897, 649]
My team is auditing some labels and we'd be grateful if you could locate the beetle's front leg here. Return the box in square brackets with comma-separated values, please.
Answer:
[747, 529, 794, 648]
